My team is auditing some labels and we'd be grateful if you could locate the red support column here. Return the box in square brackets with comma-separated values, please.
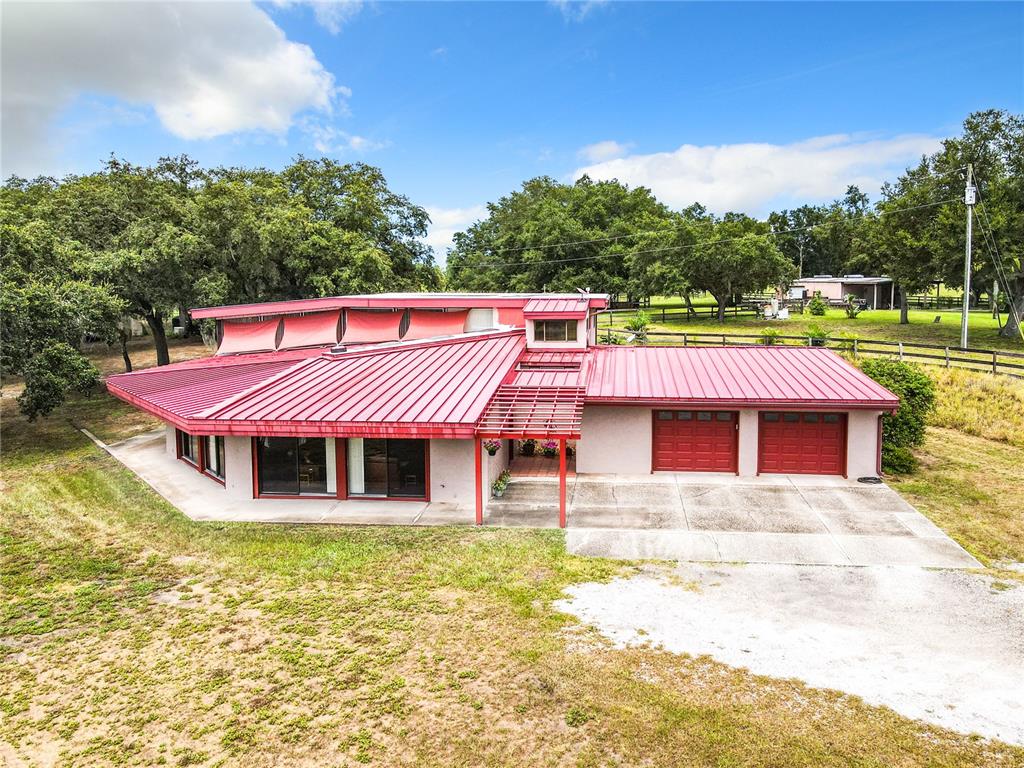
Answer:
[474, 437, 483, 526]
[558, 438, 567, 528]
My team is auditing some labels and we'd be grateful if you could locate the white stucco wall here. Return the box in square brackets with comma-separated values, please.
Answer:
[164, 423, 177, 457]
[526, 318, 587, 350]
[846, 410, 882, 478]
[223, 436, 254, 499]
[429, 439, 477, 504]
[576, 405, 653, 474]
[737, 410, 759, 476]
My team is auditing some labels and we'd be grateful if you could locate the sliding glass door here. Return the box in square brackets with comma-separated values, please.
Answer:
[256, 437, 329, 496]
[347, 438, 426, 498]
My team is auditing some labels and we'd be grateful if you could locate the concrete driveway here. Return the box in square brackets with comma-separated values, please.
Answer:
[557, 563, 1024, 745]
[552, 474, 979, 568]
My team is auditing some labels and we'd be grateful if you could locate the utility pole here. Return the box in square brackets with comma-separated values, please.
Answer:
[960, 164, 975, 349]
[798, 239, 804, 279]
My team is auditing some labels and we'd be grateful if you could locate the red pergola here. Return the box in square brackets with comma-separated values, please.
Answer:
[474, 385, 585, 528]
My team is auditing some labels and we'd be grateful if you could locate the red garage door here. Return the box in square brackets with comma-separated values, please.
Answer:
[653, 410, 738, 472]
[758, 412, 847, 475]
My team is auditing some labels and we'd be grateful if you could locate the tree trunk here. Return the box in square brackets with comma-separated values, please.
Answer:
[999, 291, 1024, 340]
[899, 289, 909, 325]
[714, 293, 727, 322]
[120, 329, 133, 373]
[145, 311, 171, 366]
[682, 293, 696, 317]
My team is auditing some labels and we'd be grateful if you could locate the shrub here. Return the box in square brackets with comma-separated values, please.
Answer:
[519, 439, 537, 456]
[843, 294, 865, 319]
[759, 327, 781, 346]
[860, 359, 936, 473]
[624, 310, 650, 344]
[602, 329, 624, 345]
[807, 292, 828, 316]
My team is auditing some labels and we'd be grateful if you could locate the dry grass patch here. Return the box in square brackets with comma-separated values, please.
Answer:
[892, 427, 1024, 569]
[3, 396, 1024, 766]
[927, 369, 1024, 447]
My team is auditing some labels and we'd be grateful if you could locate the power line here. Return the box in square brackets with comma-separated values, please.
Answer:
[462, 197, 960, 270]
[971, 177, 1023, 340]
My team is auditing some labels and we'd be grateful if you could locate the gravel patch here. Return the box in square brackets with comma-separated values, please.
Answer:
[557, 564, 1024, 745]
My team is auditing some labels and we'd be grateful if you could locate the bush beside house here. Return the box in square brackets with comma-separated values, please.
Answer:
[860, 359, 936, 473]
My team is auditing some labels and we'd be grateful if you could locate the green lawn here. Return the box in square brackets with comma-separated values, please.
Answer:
[607, 304, 1024, 352]
[2, 360, 1023, 765]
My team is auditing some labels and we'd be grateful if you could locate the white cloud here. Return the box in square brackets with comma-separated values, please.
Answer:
[549, 0, 608, 22]
[578, 140, 631, 163]
[1, 1, 341, 177]
[572, 133, 942, 215]
[271, 0, 364, 35]
[302, 121, 388, 153]
[424, 204, 488, 262]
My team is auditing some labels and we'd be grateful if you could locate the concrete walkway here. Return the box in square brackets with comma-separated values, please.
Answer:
[105, 430, 979, 568]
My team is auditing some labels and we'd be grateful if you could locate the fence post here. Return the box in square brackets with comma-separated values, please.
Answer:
[992, 351, 998, 375]
[722, 334, 727, 346]
[682, 334, 687, 347]
[898, 342, 904, 361]
[945, 347, 950, 368]
[853, 338, 858, 359]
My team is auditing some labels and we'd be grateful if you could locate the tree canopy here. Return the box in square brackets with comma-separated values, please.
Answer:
[2, 155, 441, 416]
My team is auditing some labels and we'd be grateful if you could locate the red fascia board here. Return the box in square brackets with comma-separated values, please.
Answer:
[522, 310, 589, 319]
[191, 295, 609, 320]
[583, 396, 897, 411]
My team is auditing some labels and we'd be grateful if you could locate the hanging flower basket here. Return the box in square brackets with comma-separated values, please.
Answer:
[482, 439, 501, 456]
[541, 439, 558, 458]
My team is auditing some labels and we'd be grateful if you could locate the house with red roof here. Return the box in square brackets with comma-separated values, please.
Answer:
[107, 292, 898, 526]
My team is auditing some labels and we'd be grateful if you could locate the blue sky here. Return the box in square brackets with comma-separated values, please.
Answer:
[3, 1, 1022, 256]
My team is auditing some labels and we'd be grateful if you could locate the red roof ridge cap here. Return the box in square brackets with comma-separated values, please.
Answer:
[328, 328, 525, 360]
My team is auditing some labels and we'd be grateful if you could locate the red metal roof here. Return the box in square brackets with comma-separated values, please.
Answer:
[189, 331, 526, 437]
[586, 346, 898, 409]
[522, 297, 590, 318]
[509, 351, 591, 388]
[191, 293, 608, 320]
[107, 347, 325, 424]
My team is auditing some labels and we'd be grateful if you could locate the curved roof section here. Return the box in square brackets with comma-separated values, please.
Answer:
[586, 346, 898, 409]
[403, 309, 469, 340]
[279, 310, 341, 349]
[217, 317, 281, 355]
[342, 310, 403, 343]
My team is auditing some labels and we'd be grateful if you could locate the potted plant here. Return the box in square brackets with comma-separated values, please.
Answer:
[806, 324, 830, 347]
[519, 439, 537, 457]
[492, 469, 511, 498]
[541, 439, 558, 458]
[482, 439, 501, 457]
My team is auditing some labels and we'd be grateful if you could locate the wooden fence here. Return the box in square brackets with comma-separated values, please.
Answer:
[598, 328, 1024, 378]
[600, 304, 759, 324]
